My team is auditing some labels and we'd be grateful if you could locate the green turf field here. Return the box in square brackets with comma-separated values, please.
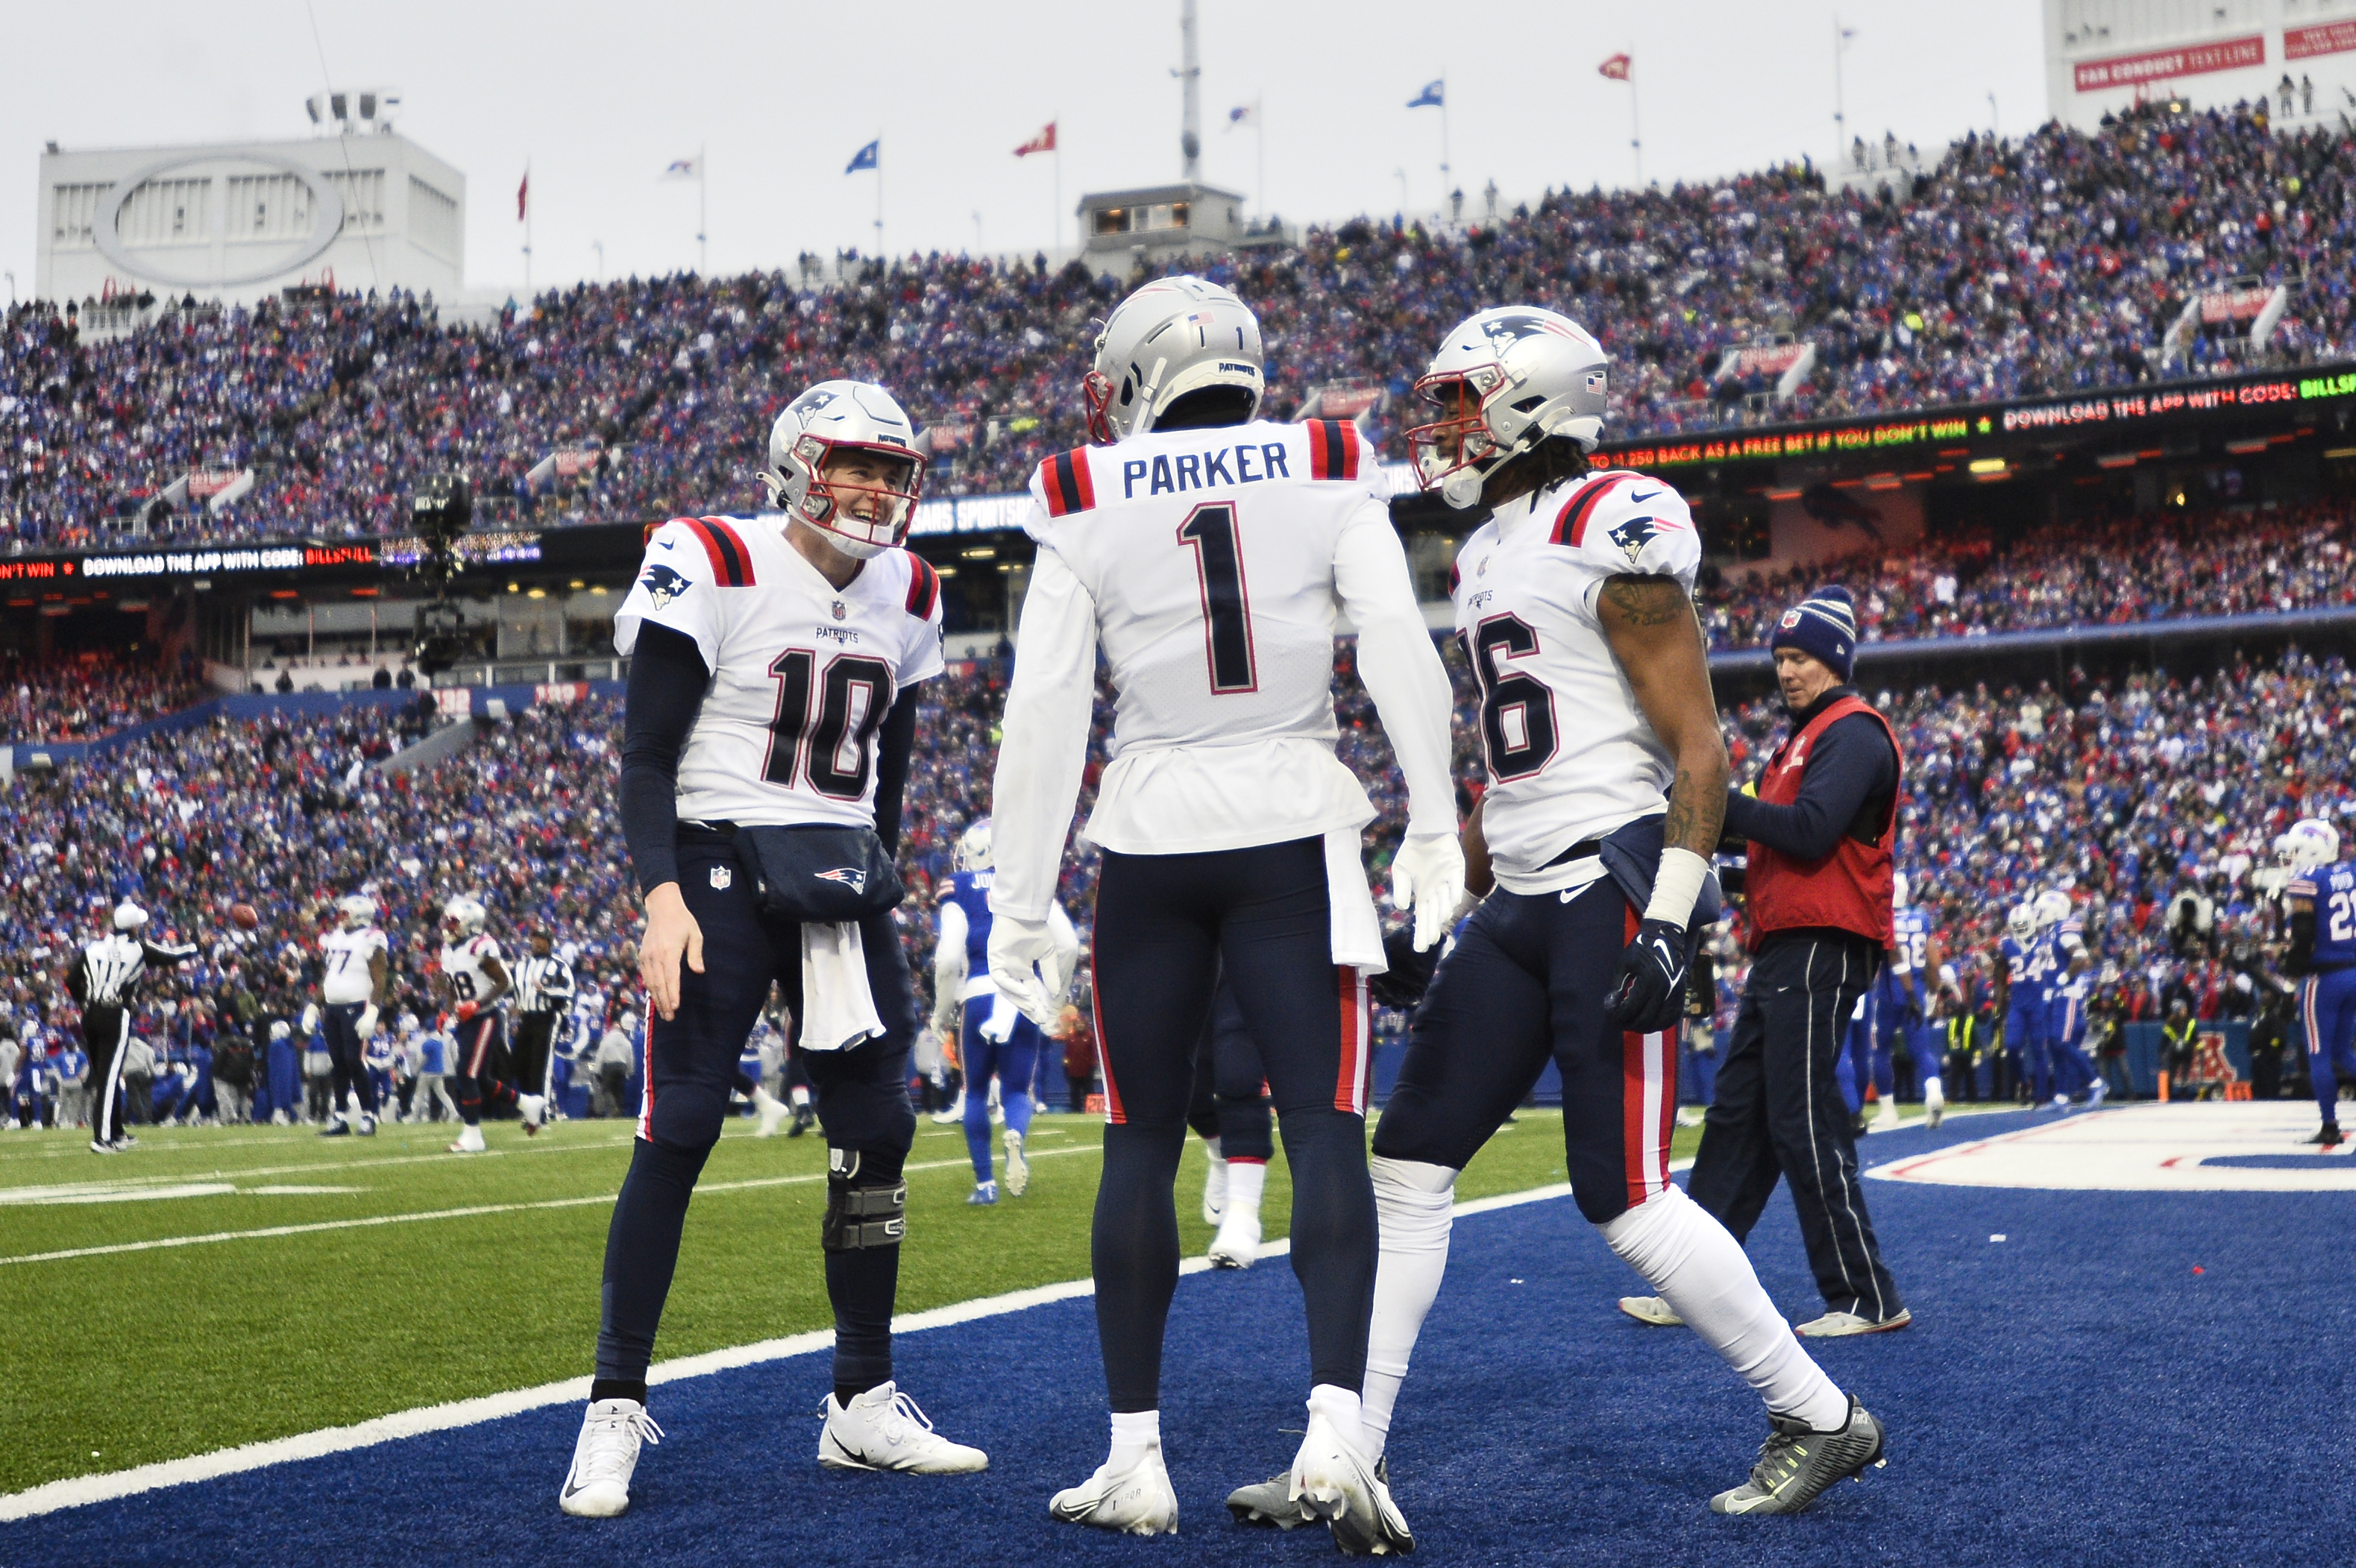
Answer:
[0, 1108, 1691, 1496]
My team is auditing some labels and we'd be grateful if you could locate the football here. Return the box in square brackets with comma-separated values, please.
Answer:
[230, 902, 260, 931]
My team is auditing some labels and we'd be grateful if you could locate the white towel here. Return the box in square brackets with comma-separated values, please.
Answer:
[800, 922, 885, 1052]
[980, 990, 1020, 1044]
[1325, 827, 1389, 975]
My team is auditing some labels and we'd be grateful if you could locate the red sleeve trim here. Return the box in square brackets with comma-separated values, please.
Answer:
[1306, 418, 1362, 482]
[902, 554, 940, 620]
[1549, 473, 1633, 547]
[677, 516, 756, 587]
[1041, 450, 1096, 517]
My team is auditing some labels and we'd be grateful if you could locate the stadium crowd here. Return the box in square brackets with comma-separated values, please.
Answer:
[1, 648, 209, 743]
[6, 621, 2346, 1129]
[6, 98, 2355, 551]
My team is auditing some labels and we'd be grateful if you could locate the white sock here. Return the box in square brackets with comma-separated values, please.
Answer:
[1923, 1074, 1944, 1101]
[1224, 1157, 1266, 1222]
[1109, 1409, 1160, 1472]
[1307, 1384, 1368, 1458]
[1363, 1156, 1457, 1458]
[1599, 1185, 1849, 1432]
[790, 1086, 811, 1107]
[753, 1086, 782, 1113]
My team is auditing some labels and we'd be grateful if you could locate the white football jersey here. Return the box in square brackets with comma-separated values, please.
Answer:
[441, 933, 505, 1009]
[615, 514, 946, 829]
[1451, 468, 1703, 890]
[319, 925, 388, 1004]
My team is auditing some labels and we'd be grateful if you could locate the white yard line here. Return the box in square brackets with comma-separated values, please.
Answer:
[0, 1144, 1105, 1268]
[0, 1176, 1592, 1522]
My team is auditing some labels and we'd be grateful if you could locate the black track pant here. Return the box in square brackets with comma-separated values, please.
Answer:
[512, 1011, 560, 1102]
[1090, 837, 1374, 1412]
[84, 1004, 130, 1144]
[595, 828, 917, 1398]
[1188, 977, 1274, 1162]
[1687, 928, 1906, 1320]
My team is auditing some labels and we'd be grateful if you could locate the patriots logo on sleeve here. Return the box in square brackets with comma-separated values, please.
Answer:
[1607, 514, 1664, 565]
[637, 562, 693, 610]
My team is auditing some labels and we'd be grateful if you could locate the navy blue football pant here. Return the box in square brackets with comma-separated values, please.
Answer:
[1373, 875, 1680, 1226]
[2002, 1007, 2036, 1099]
[595, 828, 917, 1399]
[321, 1001, 380, 1118]
[1188, 977, 1275, 1162]
[1088, 838, 1374, 1412]
[450, 1012, 508, 1127]
[962, 994, 1039, 1185]
[2302, 966, 2356, 1124]
[1687, 929, 1905, 1320]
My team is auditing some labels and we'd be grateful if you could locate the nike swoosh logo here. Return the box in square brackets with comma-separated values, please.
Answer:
[656, 539, 676, 550]
[561, 1477, 592, 1499]
[1629, 489, 1662, 503]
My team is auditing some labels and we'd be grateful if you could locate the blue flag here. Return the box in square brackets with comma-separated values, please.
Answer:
[1407, 80, 1444, 109]
[844, 139, 879, 174]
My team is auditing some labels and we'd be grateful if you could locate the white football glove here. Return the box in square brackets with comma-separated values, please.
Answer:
[356, 1004, 380, 1042]
[986, 914, 1061, 1027]
[1390, 829, 1468, 954]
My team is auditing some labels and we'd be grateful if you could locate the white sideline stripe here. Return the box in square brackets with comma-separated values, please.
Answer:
[0, 1174, 1598, 1522]
[0, 1145, 1104, 1269]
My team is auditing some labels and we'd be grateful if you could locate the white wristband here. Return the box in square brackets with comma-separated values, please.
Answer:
[1644, 847, 1711, 929]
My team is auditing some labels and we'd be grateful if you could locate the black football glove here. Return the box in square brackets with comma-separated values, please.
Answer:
[1603, 917, 1690, 1034]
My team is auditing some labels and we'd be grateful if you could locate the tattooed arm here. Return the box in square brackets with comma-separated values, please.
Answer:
[1597, 575, 1729, 863]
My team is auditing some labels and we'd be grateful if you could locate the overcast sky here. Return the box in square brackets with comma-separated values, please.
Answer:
[3, 0, 2047, 303]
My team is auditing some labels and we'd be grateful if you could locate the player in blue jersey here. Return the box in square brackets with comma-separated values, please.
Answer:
[2279, 819, 2356, 1147]
[2029, 890, 2085, 1110]
[2048, 947, 2105, 1110]
[1997, 905, 2038, 1104]
[930, 820, 1079, 1203]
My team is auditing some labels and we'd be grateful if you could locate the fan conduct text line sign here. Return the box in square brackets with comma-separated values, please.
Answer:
[2072, 35, 2265, 92]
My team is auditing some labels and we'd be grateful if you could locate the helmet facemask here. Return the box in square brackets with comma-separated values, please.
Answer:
[763, 435, 924, 558]
[1409, 368, 1516, 510]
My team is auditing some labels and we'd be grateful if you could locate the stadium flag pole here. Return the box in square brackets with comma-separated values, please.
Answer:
[1055, 116, 1062, 259]
[697, 143, 708, 276]
[1255, 96, 1265, 222]
[1439, 74, 1451, 206]
[1629, 66, 1643, 185]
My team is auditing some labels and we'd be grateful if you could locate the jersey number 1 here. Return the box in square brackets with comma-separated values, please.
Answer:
[764, 649, 893, 798]
[1178, 503, 1258, 693]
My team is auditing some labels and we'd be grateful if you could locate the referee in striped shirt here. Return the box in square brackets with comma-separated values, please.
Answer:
[71, 901, 197, 1153]
[510, 928, 577, 1134]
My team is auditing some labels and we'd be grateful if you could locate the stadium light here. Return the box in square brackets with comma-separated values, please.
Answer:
[1967, 457, 2007, 474]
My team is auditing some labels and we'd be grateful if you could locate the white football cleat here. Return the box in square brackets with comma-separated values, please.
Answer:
[817, 1382, 987, 1473]
[1049, 1444, 1178, 1535]
[1617, 1294, 1686, 1327]
[753, 1089, 791, 1138]
[558, 1398, 663, 1518]
[1923, 1080, 1946, 1129]
[1207, 1209, 1260, 1270]
[1201, 1147, 1229, 1226]
[1873, 1098, 1901, 1131]
[520, 1095, 546, 1135]
[930, 1091, 964, 1127]
[447, 1124, 486, 1154]
[2085, 1080, 2107, 1110]
[1290, 1411, 1413, 1556]
[1794, 1307, 1912, 1338]
[1002, 1130, 1029, 1197]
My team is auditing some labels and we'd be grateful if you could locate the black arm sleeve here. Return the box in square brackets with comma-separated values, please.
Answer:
[2288, 905, 2317, 975]
[620, 623, 711, 896]
[67, 952, 89, 1006]
[870, 685, 922, 856]
[1724, 713, 1898, 861]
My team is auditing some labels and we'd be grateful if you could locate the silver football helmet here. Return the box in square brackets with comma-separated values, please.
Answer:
[441, 895, 487, 939]
[2276, 816, 2340, 872]
[338, 894, 378, 929]
[2033, 890, 2072, 930]
[955, 819, 994, 872]
[758, 380, 925, 558]
[1410, 306, 1610, 509]
[1083, 276, 1264, 444]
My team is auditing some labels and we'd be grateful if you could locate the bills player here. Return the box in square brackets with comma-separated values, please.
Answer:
[2280, 819, 2356, 1146]
[931, 819, 1079, 1204]
[439, 895, 512, 1153]
[1997, 905, 2038, 1103]
[2026, 890, 2082, 1109]
[316, 894, 389, 1137]
[1322, 308, 1882, 1524]
[987, 276, 1462, 1549]
[558, 380, 984, 1520]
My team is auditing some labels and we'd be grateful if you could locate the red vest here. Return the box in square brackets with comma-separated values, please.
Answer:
[1744, 693, 1900, 944]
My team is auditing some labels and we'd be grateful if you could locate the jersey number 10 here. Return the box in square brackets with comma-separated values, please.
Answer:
[764, 649, 893, 798]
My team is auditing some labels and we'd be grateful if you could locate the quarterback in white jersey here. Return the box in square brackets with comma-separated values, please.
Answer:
[1347, 307, 1885, 1525]
[560, 379, 981, 1523]
[315, 895, 389, 1138]
[989, 276, 1458, 1552]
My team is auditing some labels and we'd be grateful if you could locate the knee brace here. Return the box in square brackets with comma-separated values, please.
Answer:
[821, 1147, 907, 1251]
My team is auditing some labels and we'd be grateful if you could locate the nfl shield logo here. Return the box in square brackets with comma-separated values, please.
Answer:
[832, 601, 847, 621]
[1778, 609, 1803, 630]
[709, 866, 733, 890]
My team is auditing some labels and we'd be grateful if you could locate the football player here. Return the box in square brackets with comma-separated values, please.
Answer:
[930, 819, 1079, 1204]
[439, 895, 512, 1153]
[2280, 818, 2356, 1146]
[1996, 904, 2038, 1103]
[559, 380, 983, 1520]
[1193, 977, 1275, 1268]
[316, 894, 389, 1138]
[2028, 889, 2083, 1110]
[1319, 308, 1882, 1524]
[987, 276, 1462, 1549]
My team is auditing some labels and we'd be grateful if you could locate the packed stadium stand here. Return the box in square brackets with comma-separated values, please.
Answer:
[6, 98, 2354, 550]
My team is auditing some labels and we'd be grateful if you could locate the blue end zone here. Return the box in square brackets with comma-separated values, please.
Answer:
[9, 1110, 2349, 1565]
